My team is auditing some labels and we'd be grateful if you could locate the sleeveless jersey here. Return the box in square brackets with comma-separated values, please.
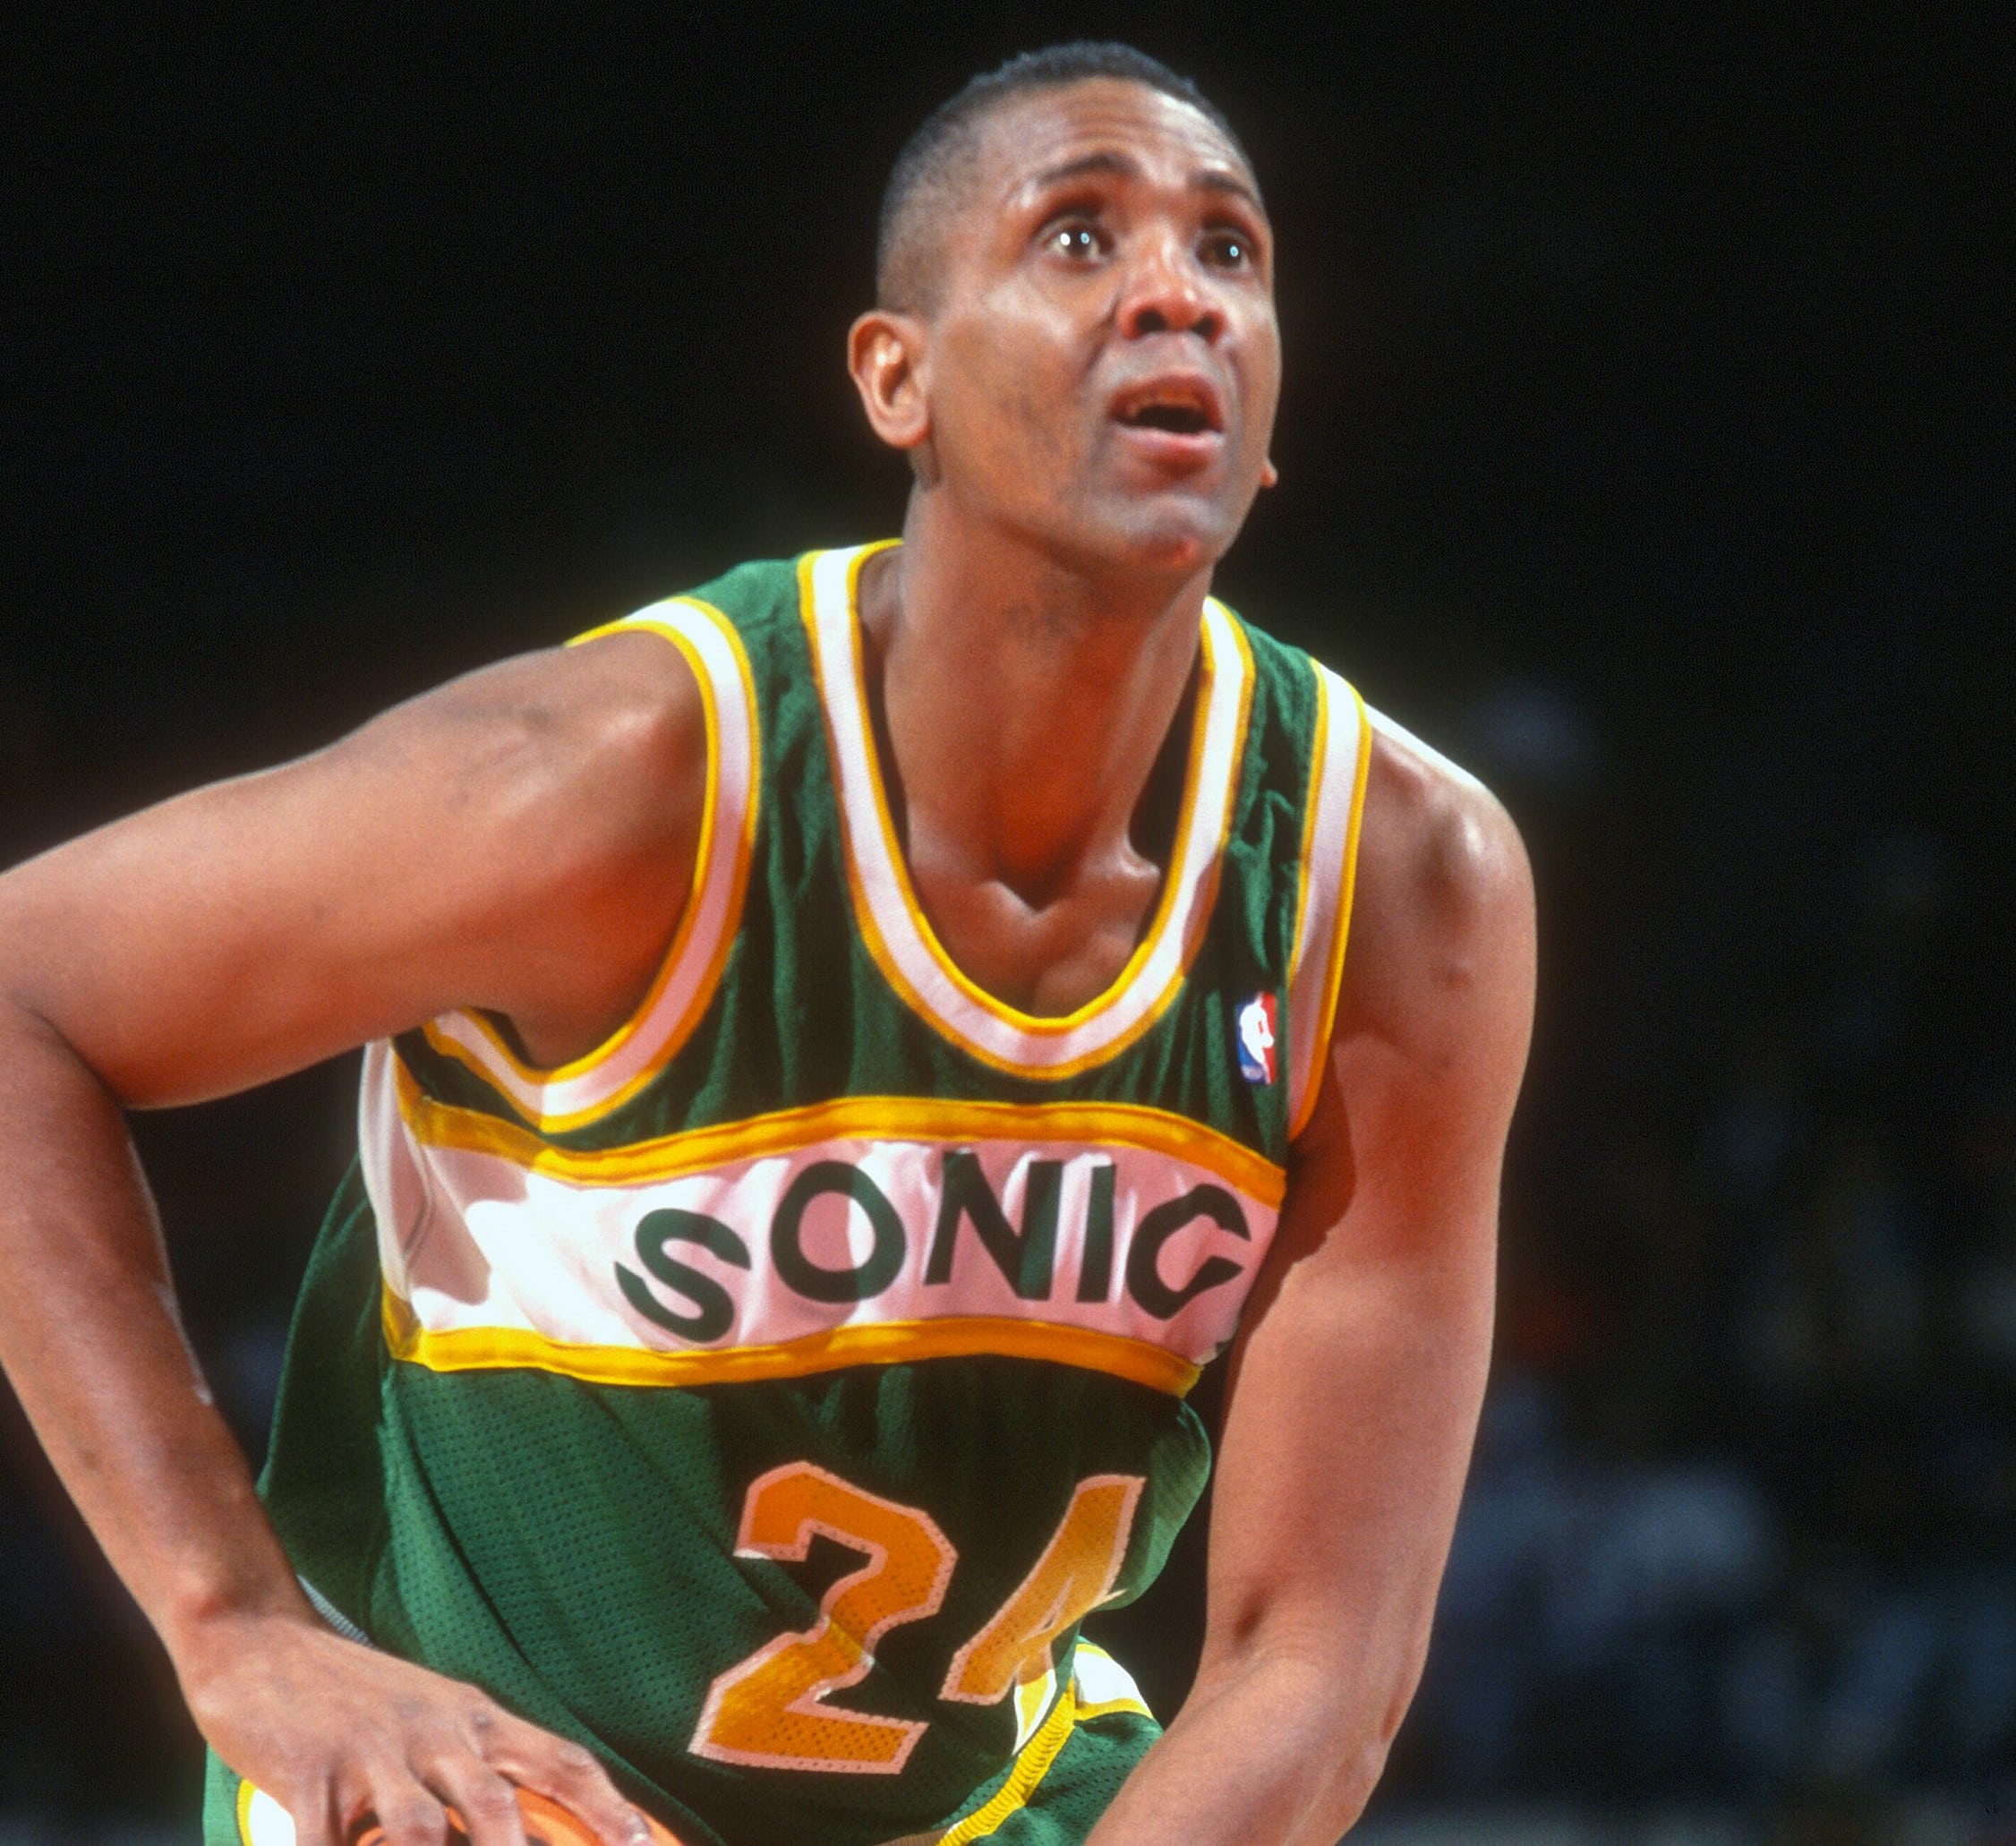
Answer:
[220, 543, 1371, 1846]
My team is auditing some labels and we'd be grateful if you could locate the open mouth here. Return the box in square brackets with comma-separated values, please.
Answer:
[1110, 375, 1226, 440]
[1120, 402, 1215, 436]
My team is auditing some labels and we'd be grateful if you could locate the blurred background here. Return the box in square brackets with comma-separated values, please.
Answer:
[3, 5, 2007, 1842]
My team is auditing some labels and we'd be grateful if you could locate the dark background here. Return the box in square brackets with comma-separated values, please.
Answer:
[3, 5, 2009, 1839]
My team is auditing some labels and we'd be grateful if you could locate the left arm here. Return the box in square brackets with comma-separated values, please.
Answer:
[1088, 728, 1535, 1845]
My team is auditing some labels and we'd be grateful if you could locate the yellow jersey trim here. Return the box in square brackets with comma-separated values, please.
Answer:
[1286, 664, 1333, 994]
[1289, 681, 1373, 1139]
[1069, 1694, 1152, 1721]
[800, 545, 1253, 1080]
[392, 1055, 1286, 1208]
[930, 1643, 1151, 1844]
[840, 544, 1209, 1035]
[1069, 1641, 1156, 1722]
[383, 1290, 1203, 1397]
[417, 599, 762, 1132]
[935, 1680, 1082, 1846]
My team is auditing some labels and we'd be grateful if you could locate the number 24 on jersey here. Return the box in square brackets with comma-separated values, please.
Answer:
[691, 1463, 1143, 1773]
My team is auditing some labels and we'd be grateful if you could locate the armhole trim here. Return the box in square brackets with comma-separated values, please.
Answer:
[416, 597, 761, 1132]
[1285, 665, 1371, 1139]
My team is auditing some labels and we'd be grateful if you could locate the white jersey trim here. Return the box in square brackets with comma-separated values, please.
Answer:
[802, 543, 1253, 1080]
[416, 596, 761, 1132]
[1285, 664, 1371, 1138]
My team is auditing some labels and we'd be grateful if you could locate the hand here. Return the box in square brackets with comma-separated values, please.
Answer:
[181, 1609, 660, 1846]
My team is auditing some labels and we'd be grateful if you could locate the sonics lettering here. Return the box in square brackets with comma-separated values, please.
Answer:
[372, 1074, 1288, 1375]
[614, 1151, 1254, 1345]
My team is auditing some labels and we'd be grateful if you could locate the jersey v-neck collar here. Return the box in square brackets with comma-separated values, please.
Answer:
[799, 542, 1254, 1080]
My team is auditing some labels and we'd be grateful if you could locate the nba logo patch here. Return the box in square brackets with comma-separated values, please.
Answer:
[1235, 992, 1277, 1085]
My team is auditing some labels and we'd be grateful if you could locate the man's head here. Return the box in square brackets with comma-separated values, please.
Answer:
[850, 44, 1280, 583]
[876, 43, 1255, 318]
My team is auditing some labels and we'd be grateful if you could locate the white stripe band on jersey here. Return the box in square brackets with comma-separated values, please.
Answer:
[361, 1043, 1284, 1397]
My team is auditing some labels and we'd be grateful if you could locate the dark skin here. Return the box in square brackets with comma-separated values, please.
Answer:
[0, 76, 1533, 1846]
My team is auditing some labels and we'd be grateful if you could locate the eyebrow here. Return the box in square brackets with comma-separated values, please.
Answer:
[1193, 169, 1266, 213]
[1024, 150, 1266, 215]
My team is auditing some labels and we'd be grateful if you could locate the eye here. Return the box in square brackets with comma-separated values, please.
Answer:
[1046, 220, 1106, 261]
[1201, 227, 1258, 270]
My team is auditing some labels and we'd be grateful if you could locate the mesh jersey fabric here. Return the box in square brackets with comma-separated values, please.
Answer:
[201, 543, 1370, 1846]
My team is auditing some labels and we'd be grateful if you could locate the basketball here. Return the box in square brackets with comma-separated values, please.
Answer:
[349, 1788, 681, 1845]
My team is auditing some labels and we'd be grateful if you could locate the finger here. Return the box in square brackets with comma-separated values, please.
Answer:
[479, 1717, 653, 1846]
[518, 1790, 675, 1846]
[268, 1774, 350, 1846]
[363, 1774, 456, 1846]
[417, 1756, 529, 1846]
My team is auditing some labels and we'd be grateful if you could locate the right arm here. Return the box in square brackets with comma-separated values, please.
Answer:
[0, 630, 704, 1846]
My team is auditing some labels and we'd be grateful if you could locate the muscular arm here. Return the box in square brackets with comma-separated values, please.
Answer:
[0, 632, 704, 1846]
[1088, 722, 1536, 1846]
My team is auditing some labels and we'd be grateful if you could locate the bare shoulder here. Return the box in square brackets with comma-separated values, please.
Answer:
[1338, 710, 1535, 1056]
[1280, 706, 1535, 1249]
[370, 627, 708, 866]
[268, 622, 710, 987]
[0, 620, 714, 1103]
[339, 626, 716, 1057]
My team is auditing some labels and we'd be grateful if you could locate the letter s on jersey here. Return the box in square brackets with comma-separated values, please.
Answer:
[617, 1209, 751, 1343]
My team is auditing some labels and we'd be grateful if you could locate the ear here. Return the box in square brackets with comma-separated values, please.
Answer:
[1260, 457, 1280, 489]
[849, 309, 931, 453]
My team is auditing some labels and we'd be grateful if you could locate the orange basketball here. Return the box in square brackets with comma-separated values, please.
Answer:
[350, 1787, 682, 1845]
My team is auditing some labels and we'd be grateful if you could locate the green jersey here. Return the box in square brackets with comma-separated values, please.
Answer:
[206, 543, 1371, 1846]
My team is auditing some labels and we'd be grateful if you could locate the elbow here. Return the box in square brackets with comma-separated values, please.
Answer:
[1312, 1640, 1432, 1838]
[0, 892, 57, 1047]
[0, 977, 58, 1057]
[1289, 1625, 1431, 1840]
[1204, 1642, 1414, 1842]
[0, 992, 100, 1107]
[1303, 1727, 1391, 1842]
[0, 933, 107, 1100]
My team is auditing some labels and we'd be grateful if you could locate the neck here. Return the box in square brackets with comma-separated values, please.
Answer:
[858, 500, 1215, 903]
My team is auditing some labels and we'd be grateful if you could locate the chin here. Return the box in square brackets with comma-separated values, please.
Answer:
[1104, 503, 1241, 578]
[1012, 490, 1249, 585]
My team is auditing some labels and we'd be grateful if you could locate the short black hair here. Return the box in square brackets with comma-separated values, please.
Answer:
[876, 41, 1253, 312]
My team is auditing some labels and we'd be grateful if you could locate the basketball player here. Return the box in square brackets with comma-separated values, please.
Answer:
[0, 44, 1533, 1846]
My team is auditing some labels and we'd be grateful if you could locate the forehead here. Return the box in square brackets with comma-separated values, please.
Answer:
[967, 78, 1259, 210]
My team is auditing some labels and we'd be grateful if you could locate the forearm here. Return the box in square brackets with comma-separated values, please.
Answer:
[0, 1004, 661, 1843]
[1087, 1647, 1388, 1846]
[0, 1004, 313, 1675]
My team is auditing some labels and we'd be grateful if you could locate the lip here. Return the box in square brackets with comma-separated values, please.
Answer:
[1106, 371, 1229, 471]
[1106, 370, 1228, 436]
[1111, 423, 1226, 472]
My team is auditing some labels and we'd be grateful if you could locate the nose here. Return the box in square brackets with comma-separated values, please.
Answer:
[1115, 234, 1224, 343]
